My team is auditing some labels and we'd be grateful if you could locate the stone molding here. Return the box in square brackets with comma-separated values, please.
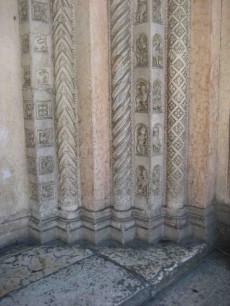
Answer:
[166, 0, 190, 209]
[18, 0, 57, 234]
[109, 0, 133, 211]
[52, 0, 81, 212]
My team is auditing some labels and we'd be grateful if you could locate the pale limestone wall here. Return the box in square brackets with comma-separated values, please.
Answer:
[0, 0, 29, 243]
[188, 0, 221, 209]
[215, 0, 230, 248]
[216, 0, 230, 205]
[76, 0, 110, 211]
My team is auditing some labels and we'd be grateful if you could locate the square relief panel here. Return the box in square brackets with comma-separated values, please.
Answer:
[35, 67, 50, 88]
[19, 0, 28, 23]
[37, 128, 53, 147]
[30, 182, 38, 200]
[34, 34, 48, 53]
[36, 100, 52, 119]
[23, 66, 31, 87]
[39, 156, 54, 175]
[21, 34, 30, 54]
[24, 101, 34, 120]
[27, 156, 37, 175]
[32, 1, 49, 23]
[40, 182, 55, 200]
[25, 128, 35, 148]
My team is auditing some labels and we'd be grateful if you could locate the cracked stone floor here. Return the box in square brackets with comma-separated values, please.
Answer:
[0, 239, 228, 305]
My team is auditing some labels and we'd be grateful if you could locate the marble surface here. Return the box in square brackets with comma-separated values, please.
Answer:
[0, 243, 92, 297]
[97, 242, 207, 284]
[147, 251, 230, 306]
[0, 240, 207, 305]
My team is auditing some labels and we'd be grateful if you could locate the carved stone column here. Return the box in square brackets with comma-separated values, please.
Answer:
[52, 0, 81, 213]
[18, 0, 57, 242]
[165, 0, 190, 240]
[109, 0, 135, 242]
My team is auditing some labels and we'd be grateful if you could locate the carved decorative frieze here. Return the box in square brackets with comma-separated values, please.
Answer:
[21, 35, 30, 53]
[167, 0, 190, 207]
[41, 182, 55, 200]
[152, 124, 162, 155]
[152, 165, 161, 195]
[52, 0, 80, 210]
[39, 156, 54, 175]
[109, 0, 133, 209]
[152, 80, 163, 113]
[37, 128, 53, 147]
[135, 33, 149, 67]
[135, 124, 148, 156]
[24, 102, 34, 120]
[152, 34, 163, 68]
[25, 128, 35, 148]
[136, 166, 148, 197]
[135, 79, 149, 112]
[36, 101, 52, 120]
[135, 0, 148, 24]
[23, 66, 31, 87]
[32, 1, 48, 22]
[34, 34, 48, 52]
[19, 0, 28, 23]
[152, 0, 163, 24]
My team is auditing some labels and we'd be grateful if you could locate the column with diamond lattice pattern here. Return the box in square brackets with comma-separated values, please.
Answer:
[166, 0, 190, 239]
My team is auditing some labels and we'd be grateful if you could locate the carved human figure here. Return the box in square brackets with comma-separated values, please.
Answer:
[135, 0, 148, 23]
[136, 34, 148, 67]
[135, 79, 148, 112]
[152, 34, 163, 68]
[152, 165, 161, 195]
[152, 80, 162, 112]
[152, 0, 162, 24]
[136, 166, 148, 196]
[152, 124, 162, 155]
[136, 124, 148, 156]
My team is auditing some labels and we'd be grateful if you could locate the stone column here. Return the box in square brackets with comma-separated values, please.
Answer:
[188, 0, 221, 243]
[109, 0, 135, 242]
[165, 0, 190, 240]
[18, 0, 57, 242]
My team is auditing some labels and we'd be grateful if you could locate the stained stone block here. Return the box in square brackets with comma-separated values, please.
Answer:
[0, 257, 146, 306]
[0, 244, 92, 297]
[97, 242, 207, 284]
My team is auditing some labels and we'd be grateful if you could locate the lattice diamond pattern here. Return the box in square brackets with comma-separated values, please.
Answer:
[167, 0, 189, 199]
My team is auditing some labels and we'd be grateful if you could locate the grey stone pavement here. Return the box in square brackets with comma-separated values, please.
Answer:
[0, 239, 228, 306]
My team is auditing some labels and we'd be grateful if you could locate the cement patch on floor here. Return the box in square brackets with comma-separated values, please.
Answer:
[0, 240, 208, 306]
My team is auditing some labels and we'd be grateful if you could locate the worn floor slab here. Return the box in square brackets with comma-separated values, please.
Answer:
[0, 242, 92, 297]
[95, 241, 207, 286]
[147, 250, 230, 306]
[0, 240, 208, 306]
[0, 256, 146, 306]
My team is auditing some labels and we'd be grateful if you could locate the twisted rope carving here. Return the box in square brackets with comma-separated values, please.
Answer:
[110, 0, 132, 209]
[53, 0, 80, 210]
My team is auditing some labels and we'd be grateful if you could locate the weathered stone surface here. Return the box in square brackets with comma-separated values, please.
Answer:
[96, 242, 207, 284]
[0, 256, 145, 306]
[0, 244, 92, 297]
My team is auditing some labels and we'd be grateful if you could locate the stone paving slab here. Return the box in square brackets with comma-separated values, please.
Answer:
[0, 256, 146, 306]
[147, 251, 230, 306]
[0, 240, 209, 306]
[96, 242, 207, 285]
[0, 244, 92, 298]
